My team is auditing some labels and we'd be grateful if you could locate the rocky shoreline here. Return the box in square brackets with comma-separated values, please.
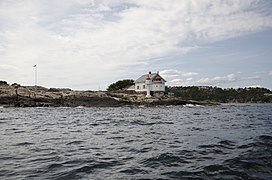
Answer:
[0, 83, 219, 107]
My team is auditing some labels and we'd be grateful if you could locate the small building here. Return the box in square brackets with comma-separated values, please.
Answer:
[134, 72, 166, 97]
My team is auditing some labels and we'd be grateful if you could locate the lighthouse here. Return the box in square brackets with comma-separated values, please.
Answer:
[145, 72, 152, 97]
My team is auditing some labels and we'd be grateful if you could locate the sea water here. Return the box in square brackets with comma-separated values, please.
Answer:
[0, 104, 271, 179]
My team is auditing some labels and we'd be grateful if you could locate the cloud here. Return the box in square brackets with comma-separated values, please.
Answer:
[197, 73, 262, 86]
[160, 69, 180, 78]
[0, 0, 272, 89]
[182, 72, 199, 77]
[186, 77, 193, 81]
[169, 79, 183, 86]
[198, 73, 237, 84]
[241, 76, 261, 80]
[269, 70, 272, 76]
[161, 69, 264, 87]
[160, 69, 198, 78]
[160, 69, 199, 86]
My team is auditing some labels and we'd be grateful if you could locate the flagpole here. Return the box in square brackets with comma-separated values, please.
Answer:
[34, 65, 37, 86]
[33, 65, 37, 101]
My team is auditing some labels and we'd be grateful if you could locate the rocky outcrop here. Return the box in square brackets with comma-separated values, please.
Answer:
[108, 92, 220, 106]
[0, 84, 129, 107]
[0, 83, 219, 107]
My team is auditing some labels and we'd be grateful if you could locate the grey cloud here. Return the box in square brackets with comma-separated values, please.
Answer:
[0, 0, 272, 89]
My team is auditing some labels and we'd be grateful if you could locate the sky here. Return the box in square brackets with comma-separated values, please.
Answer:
[1, 0, 272, 90]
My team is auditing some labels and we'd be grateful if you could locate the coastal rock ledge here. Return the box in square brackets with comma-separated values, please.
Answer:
[0, 83, 219, 107]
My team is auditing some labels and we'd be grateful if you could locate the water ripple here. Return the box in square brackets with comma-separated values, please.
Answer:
[0, 104, 271, 179]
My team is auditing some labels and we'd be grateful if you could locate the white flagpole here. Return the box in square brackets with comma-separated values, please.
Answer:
[34, 65, 37, 86]
[33, 64, 37, 100]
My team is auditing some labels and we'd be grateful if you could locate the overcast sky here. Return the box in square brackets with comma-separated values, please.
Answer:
[1, 0, 272, 90]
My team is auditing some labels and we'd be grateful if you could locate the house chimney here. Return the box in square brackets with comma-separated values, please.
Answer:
[157, 71, 159, 74]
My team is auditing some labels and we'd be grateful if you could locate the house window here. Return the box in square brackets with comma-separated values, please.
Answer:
[137, 86, 140, 90]
[143, 85, 146, 89]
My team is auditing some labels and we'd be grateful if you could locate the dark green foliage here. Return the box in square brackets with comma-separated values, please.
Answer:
[168, 86, 272, 103]
[107, 79, 134, 91]
[0, 80, 8, 86]
[11, 83, 21, 87]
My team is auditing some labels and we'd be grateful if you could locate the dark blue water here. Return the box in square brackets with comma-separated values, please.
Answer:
[0, 104, 272, 179]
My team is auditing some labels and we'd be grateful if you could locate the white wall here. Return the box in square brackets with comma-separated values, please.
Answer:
[135, 82, 146, 92]
[135, 82, 165, 92]
[151, 83, 165, 91]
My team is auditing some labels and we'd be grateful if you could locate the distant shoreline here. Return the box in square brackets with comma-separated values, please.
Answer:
[1, 81, 271, 108]
[0, 83, 218, 107]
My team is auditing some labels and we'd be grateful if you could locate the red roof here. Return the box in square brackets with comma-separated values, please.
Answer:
[146, 74, 151, 80]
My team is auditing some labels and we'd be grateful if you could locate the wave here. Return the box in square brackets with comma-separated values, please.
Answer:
[13, 142, 34, 146]
[1, 104, 271, 180]
[141, 153, 189, 168]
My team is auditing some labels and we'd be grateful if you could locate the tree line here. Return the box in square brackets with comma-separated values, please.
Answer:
[166, 86, 272, 103]
[106, 79, 272, 103]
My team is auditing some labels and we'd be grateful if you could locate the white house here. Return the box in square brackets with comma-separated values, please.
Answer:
[134, 72, 166, 96]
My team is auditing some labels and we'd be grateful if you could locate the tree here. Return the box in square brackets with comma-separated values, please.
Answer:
[0, 80, 8, 86]
[107, 79, 134, 91]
